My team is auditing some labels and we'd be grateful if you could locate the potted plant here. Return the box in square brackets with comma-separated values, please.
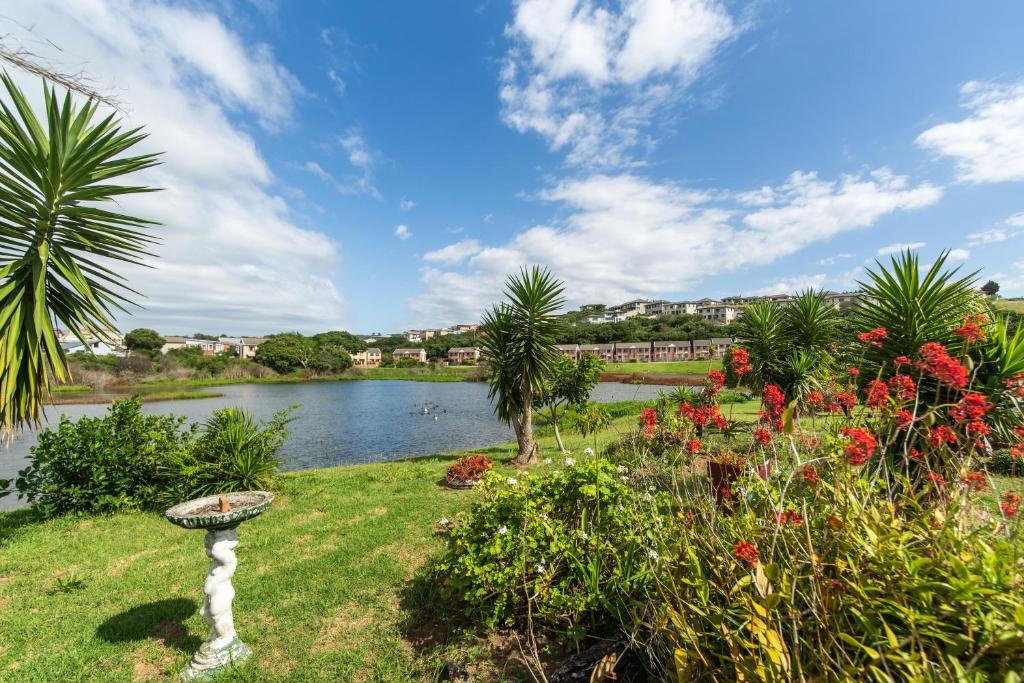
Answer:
[446, 454, 495, 489]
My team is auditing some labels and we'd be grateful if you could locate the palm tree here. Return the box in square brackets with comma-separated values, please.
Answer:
[479, 266, 565, 465]
[734, 301, 787, 392]
[0, 73, 159, 435]
[783, 289, 840, 353]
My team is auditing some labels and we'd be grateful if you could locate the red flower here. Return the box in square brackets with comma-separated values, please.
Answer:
[953, 314, 987, 343]
[1001, 492, 1021, 518]
[895, 409, 914, 429]
[805, 390, 824, 407]
[918, 342, 969, 388]
[949, 392, 992, 423]
[706, 369, 726, 396]
[641, 407, 657, 436]
[960, 471, 986, 492]
[753, 428, 772, 446]
[840, 426, 876, 466]
[928, 425, 957, 447]
[1006, 374, 1024, 399]
[857, 327, 888, 347]
[1010, 445, 1023, 459]
[887, 374, 917, 401]
[771, 510, 803, 527]
[893, 355, 911, 367]
[733, 541, 758, 567]
[831, 392, 856, 414]
[728, 347, 753, 377]
[865, 380, 889, 408]
[686, 438, 702, 454]
[847, 367, 860, 378]
[926, 471, 946, 487]
[801, 465, 820, 484]
[966, 420, 990, 438]
[908, 447, 923, 461]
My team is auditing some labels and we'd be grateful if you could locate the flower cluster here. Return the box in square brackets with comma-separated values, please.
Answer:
[887, 374, 917, 401]
[1001, 492, 1021, 519]
[839, 426, 877, 466]
[858, 326, 889, 347]
[865, 379, 889, 408]
[918, 342, 969, 388]
[640, 407, 658, 436]
[759, 384, 786, 432]
[960, 471, 986, 492]
[678, 402, 728, 431]
[771, 509, 803, 526]
[706, 369, 726, 396]
[447, 454, 495, 482]
[727, 347, 753, 378]
[953, 314, 987, 343]
[828, 392, 857, 415]
[733, 540, 758, 567]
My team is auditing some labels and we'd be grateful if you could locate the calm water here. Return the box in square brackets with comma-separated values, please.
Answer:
[0, 380, 665, 509]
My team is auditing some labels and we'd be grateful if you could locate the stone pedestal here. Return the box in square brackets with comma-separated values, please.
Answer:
[180, 528, 252, 681]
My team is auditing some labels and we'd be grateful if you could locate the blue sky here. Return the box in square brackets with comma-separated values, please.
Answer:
[6, 1, 1024, 335]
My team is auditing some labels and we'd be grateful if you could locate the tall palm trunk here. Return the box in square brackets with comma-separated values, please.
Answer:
[514, 384, 537, 465]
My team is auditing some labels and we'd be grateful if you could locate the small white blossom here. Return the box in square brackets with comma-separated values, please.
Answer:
[647, 485, 657, 492]
[584, 447, 595, 456]
[535, 563, 546, 574]
[507, 477, 519, 486]
[654, 518, 664, 528]
[565, 458, 576, 467]
[579, 531, 589, 540]
[497, 525, 508, 535]
[645, 493, 654, 501]
[539, 513, 549, 520]
[616, 465, 629, 474]
[647, 549, 660, 562]
[438, 517, 450, 527]
[620, 476, 630, 482]
[543, 458, 552, 465]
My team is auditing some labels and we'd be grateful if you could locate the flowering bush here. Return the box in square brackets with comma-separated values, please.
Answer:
[445, 454, 494, 485]
[435, 459, 668, 643]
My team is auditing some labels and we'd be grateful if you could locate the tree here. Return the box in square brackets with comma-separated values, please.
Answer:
[537, 354, 604, 452]
[982, 280, 1000, 297]
[253, 334, 316, 374]
[480, 266, 566, 465]
[0, 73, 159, 435]
[124, 328, 165, 355]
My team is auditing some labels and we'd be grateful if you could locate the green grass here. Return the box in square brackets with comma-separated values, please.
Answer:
[129, 366, 476, 391]
[52, 384, 93, 394]
[604, 359, 722, 375]
[995, 298, 1024, 313]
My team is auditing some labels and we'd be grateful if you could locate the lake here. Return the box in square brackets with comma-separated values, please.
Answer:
[0, 380, 667, 509]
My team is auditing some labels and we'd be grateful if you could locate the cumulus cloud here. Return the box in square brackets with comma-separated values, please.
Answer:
[750, 274, 826, 296]
[967, 212, 1024, 245]
[946, 248, 970, 262]
[399, 197, 416, 211]
[2, 0, 343, 335]
[409, 168, 941, 324]
[877, 242, 926, 256]
[423, 239, 483, 265]
[916, 80, 1024, 183]
[395, 225, 413, 240]
[500, 0, 739, 168]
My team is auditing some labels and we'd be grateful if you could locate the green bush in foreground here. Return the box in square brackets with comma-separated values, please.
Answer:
[13, 398, 293, 517]
[436, 458, 668, 645]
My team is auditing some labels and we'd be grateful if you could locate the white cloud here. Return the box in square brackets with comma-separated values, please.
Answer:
[423, 240, 483, 265]
[327, 68, 346, 95]
[917, 80, 1024, 183]
[2, 0, 344, 335]
[395, 225, 413, 240]
[399, 197, 416, 211]
[968, 213, 1024, 245]
[1008, 212, 1024, 227]
[750, 274, 826, 296]
[991, 261, 1024, 295]
[409, 168, 940, 324]
[877, 242, 927, 256]
[500, 0, 739, 167]
[818, 252, 854, 266]
[946, 248, 970, 262]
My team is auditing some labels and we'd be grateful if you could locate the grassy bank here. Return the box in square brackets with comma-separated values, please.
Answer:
[604, 359, 722, 375]
[51, 390, 223, 405]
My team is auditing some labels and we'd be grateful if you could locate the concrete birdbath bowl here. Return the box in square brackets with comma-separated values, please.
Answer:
[166, 491, 273, 681]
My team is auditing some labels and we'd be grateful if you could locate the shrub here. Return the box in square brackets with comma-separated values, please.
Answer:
[446, 454, 494, 484]
[15, 398, 196, 516]
[436, 459, 668, 644]
[168, 406, 294, 499]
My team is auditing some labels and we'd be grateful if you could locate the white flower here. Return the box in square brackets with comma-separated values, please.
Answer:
[620, 476, 630, 482]
[507, 477, 519, 486]
[535, 563, 546, 575]
[438, 517, 450, 527]
[543, 458, 552, 465]
[616, 465, 629, 474]
[539, 513, 549, 520]
[579, 531, 589, 540]
[564, 458, 576, 467]
[584, 447, 595, 456]
[647, 485, 657, 492]
[647, 549, 660, 562]
[497, 525, 508, 535]
[645, 493, 654, 501]
[654, 518, 664, 528]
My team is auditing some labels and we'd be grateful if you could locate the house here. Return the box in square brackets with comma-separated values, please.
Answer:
[653, 340, 692, 361]
[659, 301, 700, 317]
[607, 299, 655, 319]
[450, 323, 480, 334]
[160, 335, 187, 354]
[403, 330, 423, 342]
[394, 348, 427, 363]
[448, 347, 481, 364]
[236, 338, 266, 359]
[579, 343, 614, 363]
[62, 339, 120, 356]
[613, 341, 652, 363]
[692, 339, 713, 359]
[352, 348, 382, 368]
[584, 312, 626, 324]
[710, 337, 735, 359]
[186, 338, 230, 356]
[823, 290, 870, 310]
[556, 344, 580, 361]
[696, 303, 742, 324]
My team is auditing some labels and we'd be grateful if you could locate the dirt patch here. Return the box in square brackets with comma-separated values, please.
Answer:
[311, 607, 377, 654]
[128, 645, 175, 682]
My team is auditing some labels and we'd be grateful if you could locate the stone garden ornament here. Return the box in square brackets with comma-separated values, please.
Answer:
[165, 491, 273, 681]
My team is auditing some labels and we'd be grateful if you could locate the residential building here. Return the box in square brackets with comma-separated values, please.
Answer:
[607, 298, 655, 319]
[692, 339, 713, 359]
[556, 344, 580, 361]
[352, 348, 382, 368]
[696, 303, 742, 324]
[394, 348, 427, 363]
[403, 330, 423, 343]
[448, 347, 481, 364]
[62, 339, 120, 356]
[236, 337, 266, 359]
[584, 312, 626, 324]
[579, 343, 614, 363]
[160, 335, 187, 354]
[186, 338, 231, 356]
[613, 341, 652, 363]
[449, 323, 480, 334]
[652, 340, 692, 361]
[823, 290, 870, 310]
[710, 337, 736, 359]
[659, 300, 701, 317]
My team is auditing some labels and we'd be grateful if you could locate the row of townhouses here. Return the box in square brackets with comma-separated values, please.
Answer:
[558, 338, 737, 362]
[402, 323, 480, 342]
[582, 290, 868, 325]
[160, 336, 267, 359]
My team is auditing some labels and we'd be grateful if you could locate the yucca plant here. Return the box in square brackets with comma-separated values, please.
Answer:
[734, 301, 788, 392]
[0, 72, 159, 435]
[783, 289, 840, 353]
[479, 266, 565, 465]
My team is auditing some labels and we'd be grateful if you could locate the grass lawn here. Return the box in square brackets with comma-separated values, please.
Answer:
[995, 298, 1024, 314]
[604, 359, 722, 375]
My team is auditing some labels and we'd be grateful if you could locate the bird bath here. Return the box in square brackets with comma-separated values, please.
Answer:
[165, 491, 272, 681]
